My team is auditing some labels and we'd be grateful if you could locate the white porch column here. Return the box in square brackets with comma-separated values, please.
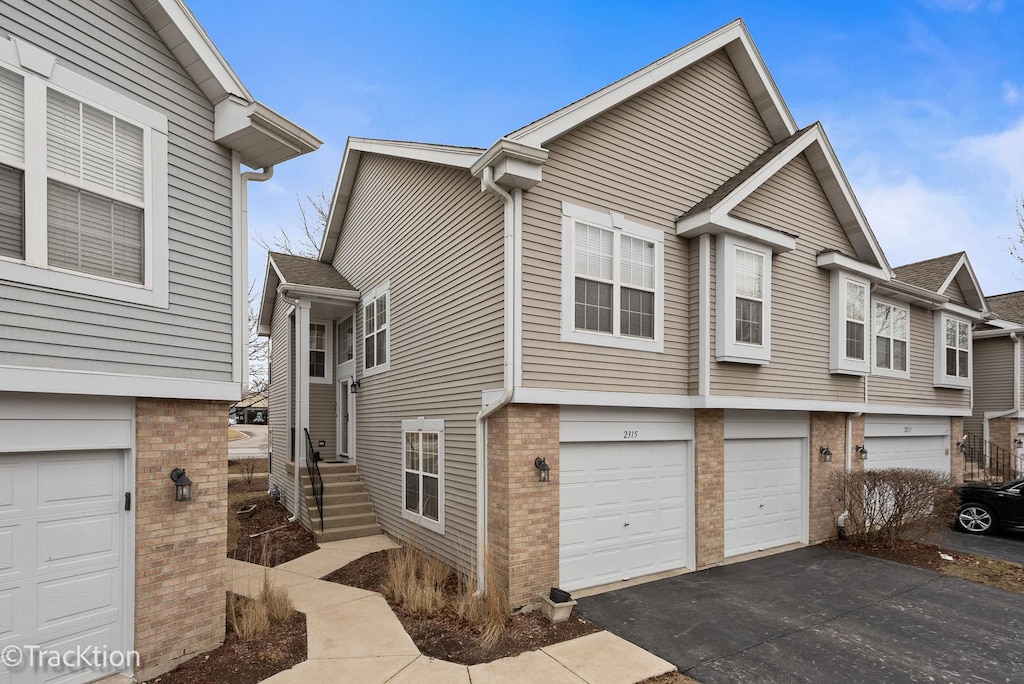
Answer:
[293, 298, 312, 515]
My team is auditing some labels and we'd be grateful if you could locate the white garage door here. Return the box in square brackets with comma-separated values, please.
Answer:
[864, 436, 948, 472]
[560, 441, 691, 591]
[0, 451, 126, 684]
[724, 438, 804, 557]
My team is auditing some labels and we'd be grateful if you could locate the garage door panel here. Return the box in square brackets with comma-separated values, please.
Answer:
[560, 441, 691, 591]
[724, 438, 805, 557]
[38, 569, 116, 629]
[37, 623, 118, 684]
[38, 459, 119, 510]
[865, 435, 948, 473]
[38, 516, 118, 568]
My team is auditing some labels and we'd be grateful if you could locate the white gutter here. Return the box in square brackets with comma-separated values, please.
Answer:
[475, 166, 517, 590]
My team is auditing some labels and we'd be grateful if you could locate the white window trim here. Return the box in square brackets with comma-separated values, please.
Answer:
[401, 417, 444, 535]
[560, 201, 664, 353]
[716, 233, 771, 365]
[361, 281, 390, 378]
[934, 312, 971, 389]
[0, 36, 169, 308]
[872, 297, 910, 379]
[829, 270, 870, 375]
[309, 319, 332, 384]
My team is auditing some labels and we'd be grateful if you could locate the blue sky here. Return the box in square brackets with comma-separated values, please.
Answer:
[189, 0, 1024, 296]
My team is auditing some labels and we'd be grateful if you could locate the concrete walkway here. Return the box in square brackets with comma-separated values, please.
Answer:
[226, 535, 675, 684]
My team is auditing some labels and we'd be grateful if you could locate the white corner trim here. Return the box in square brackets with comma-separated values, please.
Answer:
[699, 233, 711, 397]
[0, 365, 242, 401]
[231, 151, 243, 386]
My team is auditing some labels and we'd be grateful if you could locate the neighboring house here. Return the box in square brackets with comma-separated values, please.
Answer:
[0, 2, 319, 682]
[259, 19, 986, 610]
[970, 288, 1024, 466]
[231, 389, 269, 424]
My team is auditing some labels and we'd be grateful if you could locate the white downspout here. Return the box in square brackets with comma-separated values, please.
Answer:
[475, 167, 516, 590]
[238, 165, 273, 393]
[838, 410, 863, 531]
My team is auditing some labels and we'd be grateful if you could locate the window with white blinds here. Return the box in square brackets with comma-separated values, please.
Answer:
[0, 41, 166, 306]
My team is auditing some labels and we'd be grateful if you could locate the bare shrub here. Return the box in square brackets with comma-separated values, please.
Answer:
[454, 549, 509, 648]
[383, 546, 451, 615]
[260, 573, 294, 623]
[829, 468, 957, 544]
[226, 592, 270, 640]
[241, 460, 258, 484]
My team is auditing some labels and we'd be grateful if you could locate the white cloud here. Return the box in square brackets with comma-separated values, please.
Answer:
[953, 117, 1024, 199]
[921, 0, 1004, 12]
[1003, 81, 1021, 105]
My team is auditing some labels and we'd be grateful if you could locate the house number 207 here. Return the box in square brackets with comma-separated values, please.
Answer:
[623, 430, 639, 439]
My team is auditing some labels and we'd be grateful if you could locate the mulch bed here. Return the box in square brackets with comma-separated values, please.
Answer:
[140, 603, 306, 684]
[323, 549, 602, 665]
[227, 495, 319, 566]
[825, 536, 1024, 594]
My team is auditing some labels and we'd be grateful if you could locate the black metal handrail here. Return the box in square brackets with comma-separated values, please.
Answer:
[961, 432, 1020, 484]
[304, 428, 324, 531]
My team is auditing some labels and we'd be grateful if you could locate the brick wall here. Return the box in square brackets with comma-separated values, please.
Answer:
[950, 416, 965, 485]
[135, 398, 228, 680]
[486, 404, 559, 610]
[808, 412, 847, 543]
[694, 409, 724, 569]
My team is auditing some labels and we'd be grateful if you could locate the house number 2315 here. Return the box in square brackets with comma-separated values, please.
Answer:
[623, 430, 639, 439]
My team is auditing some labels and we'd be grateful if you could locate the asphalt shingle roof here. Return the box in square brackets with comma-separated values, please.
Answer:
[269, 252, 355, 291]
[986, 291, 1024, 325]
[892, 252, 964, 293]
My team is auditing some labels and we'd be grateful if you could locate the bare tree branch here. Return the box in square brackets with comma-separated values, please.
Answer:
[254, 190, 330, 259]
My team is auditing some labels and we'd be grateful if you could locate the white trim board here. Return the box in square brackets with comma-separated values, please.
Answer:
[0, 365, 242, 401]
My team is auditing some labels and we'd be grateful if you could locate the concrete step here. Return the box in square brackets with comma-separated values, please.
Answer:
[302, 481, 365, 496]
[301, 471, 363, 484]
[313, 511, 379, 528]
[306, 491, 369, 506]
[307, 501, 374, 518]
[286, 462, 358, 475]
[314, 524, 383, 543]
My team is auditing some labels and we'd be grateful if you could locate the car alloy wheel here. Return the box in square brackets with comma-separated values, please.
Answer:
[957, 504, 994, 534]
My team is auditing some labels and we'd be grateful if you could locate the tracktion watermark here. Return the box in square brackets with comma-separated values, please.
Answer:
[1, 644, 139, 670]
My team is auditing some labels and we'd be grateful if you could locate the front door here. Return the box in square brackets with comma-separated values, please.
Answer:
[336, 374, 354, 460]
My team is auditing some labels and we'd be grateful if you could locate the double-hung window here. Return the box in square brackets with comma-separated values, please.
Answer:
[337, 316, 354, 364]
[362, 283, 389, 376]
[401, 418, 444, 534]
[934, 313, 970, 388]
[561, 201, 664, 352]
[873, 301, 909, 377]
[0, 38, 168, 307]
[717, 233, 772, 364]
[308, 321, 332, 383]
[828, 271, 870, 375]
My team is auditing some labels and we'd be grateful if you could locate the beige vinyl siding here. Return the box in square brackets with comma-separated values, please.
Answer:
[945, 278, 968, 306]
[332, 153, 504, 576]
[520, 50, 774, 392]
[966, 336, 1014, 437]
[868, 305, 970, 410]
[309, 383, 336, 459]
[0, 0, 235, 382]
[712, 153, 861, 401]
[268, 299, 295, 512]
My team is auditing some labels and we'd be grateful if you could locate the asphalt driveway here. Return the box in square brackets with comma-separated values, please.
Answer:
[931, 526, 1024, 564]
[576, 546, 1024, 683]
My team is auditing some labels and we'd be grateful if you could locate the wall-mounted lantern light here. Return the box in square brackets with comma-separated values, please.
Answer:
[169, 467, 192, 502]
[855, 445, 868, 460]
[350, 380, 360, 394]
[534, 457, 551, 483]
[818, 446, 833, 463]
[1015, 439, 1023, 449]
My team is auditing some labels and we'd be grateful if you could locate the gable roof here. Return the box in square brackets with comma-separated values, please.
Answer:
[893, 252, 987, 312]
[133, 0, 321, 167]
[257, 252, 358, 335]
[507, 19, 796, 146]
[985, 291, 1024, 326]
[676, 123, 890, 272]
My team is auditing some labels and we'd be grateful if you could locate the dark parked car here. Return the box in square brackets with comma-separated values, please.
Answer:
[956, 478, 1024, 534]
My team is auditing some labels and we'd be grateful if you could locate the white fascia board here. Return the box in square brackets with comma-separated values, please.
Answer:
[816, 251, 888, 281]
[875, 279, 947, 308]
[933, 301, 987, 321]
[0, 365, 242, 401]
[214, 98, 322, 168]
[510, 20, 797, 147]
[279, 282, 360, 305]
[939, 255, 989, 313]
[506, 387, 970, 416]
[802, 129, 892, 276]
[348, 138, 481, 169]
[319, 145, 362, 263]
[974, 324, 1024, 337]
[133, 0, 250, 103]
[676, 213, 796, 253]
[257, 258, 281, 337]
